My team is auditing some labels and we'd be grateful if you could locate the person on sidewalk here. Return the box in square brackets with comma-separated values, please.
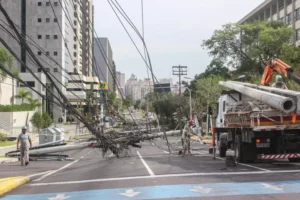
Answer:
[17, 126, 32, 166]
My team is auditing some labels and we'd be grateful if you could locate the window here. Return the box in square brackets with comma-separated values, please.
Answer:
[46, 68, 50, 72]
[73, 60, 77, 65]
[27, 81, 35, 87]
[74, 36, 77, 41]
[54, 35, 58, 39]
[46, 18, 50, 23]
[296, 8, 300, 21]
[74, 44, 77, 49]
[54, 18, 57, 22]
[54, 2, 58, 6]
[74, 20, 77, 26]
[296, 29, 300, 41]
[74, 52, 77, 57]
[46, 2, 50, 6]
[46, 35, 50, 39]
[46, 51, 50, 56]
[38, 2, 42, 6]
[38, 35, 42, 39]
[54, 68, 58, 72]
[74, 12, 77, 17]
[54, 51, 58, 56]
[286, 13, 292, 25]
[38, 51, 42, 56]
[38, 18, 42, 22]
[74, 5, 77, 10]
[74, 28, 77, 33]
[38, 68, 42, 72]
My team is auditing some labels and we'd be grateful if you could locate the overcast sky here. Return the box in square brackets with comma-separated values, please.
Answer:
[93, 0, 263, 81]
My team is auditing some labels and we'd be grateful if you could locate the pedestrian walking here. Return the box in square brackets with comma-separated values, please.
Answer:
[16, 126, 32, 166]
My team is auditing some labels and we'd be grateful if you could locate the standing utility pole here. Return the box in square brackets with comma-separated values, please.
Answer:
[172, 65, 187, 136]
[172, 65, 187, 95]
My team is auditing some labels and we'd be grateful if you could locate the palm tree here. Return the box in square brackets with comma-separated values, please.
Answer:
[27, 97, 42, 109]
[14, 89, 32, 104]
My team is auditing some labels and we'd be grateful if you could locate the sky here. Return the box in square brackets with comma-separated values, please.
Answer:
[93, 0, 264, 82]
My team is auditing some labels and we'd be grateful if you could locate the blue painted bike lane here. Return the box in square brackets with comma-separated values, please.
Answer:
[3, 180, 300, 200]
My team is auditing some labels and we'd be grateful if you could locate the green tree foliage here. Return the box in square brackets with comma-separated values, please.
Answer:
[202, 21, 298, 76]
[0, 104, 34, 112]
[0, 47, 13, 80]
[14, 89, 32, 104]
[123, 96, 133, 108]
[30, 112, 52, 133]
[27, 97, 42, 109]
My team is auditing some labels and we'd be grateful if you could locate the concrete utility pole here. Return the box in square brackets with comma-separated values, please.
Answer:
[172, 65, 187, 136]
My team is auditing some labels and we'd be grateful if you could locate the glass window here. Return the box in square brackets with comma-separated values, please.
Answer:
[74, 52, 77, 57]
[54, 52, 58, 56]
[46, 35, 50, 39]
[38, 68, 42, 72]
[54, 2, 58, 6]
[38, 2, 42, 6]
[46, 52, 50, 56]
[286, 13, 292, 25]
[54, 18, 57, 22]
[54, 68, 58, 72]
[296, 29, 300, 41]
[74, 44, 77, 49]
[46, 68, 50, 72]
[296, 8, 300, 21]
[54, 35, 58, 39]
[38, 35, 42, 39]
[46, 18, 50, 23]
[46, 2, 50, 6]
[38, 18, 42, 22]
[38, 51, 42, 56]
[27, 81, 35, 87]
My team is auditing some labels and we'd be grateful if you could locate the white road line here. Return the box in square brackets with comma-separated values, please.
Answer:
[162, 150, 169, 154]
[108, 153, 114, 157]
[80, 156, 84, 159]
[216, 157, 271, 172]
[27, 170, 53, 178]
[137, 151, 155, 176]
[151, 143, 155, 146]
[30, 169, 300, 186]
[33, 160, 79, 182]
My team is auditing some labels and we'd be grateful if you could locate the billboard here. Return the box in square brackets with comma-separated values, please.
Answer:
[98, 82, 109, 93]
[154, 83, 171, 93]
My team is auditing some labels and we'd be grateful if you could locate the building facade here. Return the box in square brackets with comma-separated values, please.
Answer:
[116, 71, 125, 97]
[238, 0, 300, 44]
[93, 37, 116, 92]
[0, 0, 94, 122]
[125, 75, 153, 101]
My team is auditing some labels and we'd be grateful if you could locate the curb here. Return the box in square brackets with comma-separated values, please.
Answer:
[0, 176, 30, 196]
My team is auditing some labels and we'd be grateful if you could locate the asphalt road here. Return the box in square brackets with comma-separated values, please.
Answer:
[2, 137, 300, 200]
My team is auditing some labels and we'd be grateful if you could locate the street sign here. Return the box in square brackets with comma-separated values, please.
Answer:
[98, 82, 109, 93]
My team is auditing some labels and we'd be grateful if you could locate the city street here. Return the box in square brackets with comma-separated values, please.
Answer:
[1, 137, 300, 200]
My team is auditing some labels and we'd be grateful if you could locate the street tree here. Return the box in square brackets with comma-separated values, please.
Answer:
[14, 89, 32, 104]
[27, 97, 42, 110]
[31, 112, 53, 133]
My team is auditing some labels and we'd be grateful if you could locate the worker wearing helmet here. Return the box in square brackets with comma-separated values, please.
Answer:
[17, 126, 32, 166]
[271, 75, 288, 89]
[181, 120, 196, 156]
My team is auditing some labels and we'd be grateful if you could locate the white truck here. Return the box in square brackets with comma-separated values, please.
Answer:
[216, 81, 300, 163]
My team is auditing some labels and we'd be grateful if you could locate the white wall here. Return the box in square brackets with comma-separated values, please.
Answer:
[0, 76, 17, 105]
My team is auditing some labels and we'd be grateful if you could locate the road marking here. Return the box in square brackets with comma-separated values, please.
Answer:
[162, 150, 169, 154]
[80, 156, 84, 159]
[108, 153, 114, 157]
[137, 151, 155, 176]
[119, 189, 140, 197]
[216, 157, 271, 172]
[27, 170, 54, 178]
[48, 194, 71, 200]
[33, 160, 79, 182]
[30, 169, 300, 186]
[262, 183, 284, 191]
[190, 186, 212, 194]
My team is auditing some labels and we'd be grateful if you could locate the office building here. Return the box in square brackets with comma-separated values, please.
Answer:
[116, 71, 125, 97]
[238, 0, 300, 44]
[93, 37, 116, 92]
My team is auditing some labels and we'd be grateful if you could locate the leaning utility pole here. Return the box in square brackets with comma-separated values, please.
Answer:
[172, 65, 187, 137]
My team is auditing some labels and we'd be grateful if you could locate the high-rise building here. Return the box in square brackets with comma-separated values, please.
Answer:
[93, 37, 116, 92]
[81, 0, 93, 77]
[116, 71, 125, 97]
[0, 0, 85, 122]
[238, 0, 300, 44]
[125, 75, 153, 101]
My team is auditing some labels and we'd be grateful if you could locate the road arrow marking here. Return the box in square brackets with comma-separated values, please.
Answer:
[262, 183, 284, 191]
[119, 189, 140, 197]
[190, 186, 212, 194]
[48, 194, 71, 200]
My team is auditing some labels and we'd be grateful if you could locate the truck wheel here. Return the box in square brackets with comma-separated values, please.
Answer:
[234, 135, 244, 163]
[288, 158, 300, 162]
[219, 143, 226, 157]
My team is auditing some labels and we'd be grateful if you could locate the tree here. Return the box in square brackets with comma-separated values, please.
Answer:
[14, 89, 32, 104]
[202, 21, 297, 76]
[123, 96, 133, 107]
[27, 97, 42, 109]
[30, 112, 43, 133]
[0, 47, 13, 104]
[42, 112, 52, 128]
[31, 112, 52, 133]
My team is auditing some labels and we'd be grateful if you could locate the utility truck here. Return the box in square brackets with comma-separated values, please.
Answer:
[216, 59, 300, 163]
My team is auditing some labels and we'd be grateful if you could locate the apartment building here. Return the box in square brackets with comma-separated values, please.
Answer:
[238, 0, 300, 44]
[0, 0, 87, 122]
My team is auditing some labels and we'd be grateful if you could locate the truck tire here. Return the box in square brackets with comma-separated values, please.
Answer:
[219, 142, 226, 157]
[234, 135, 244, 163]
[288, 158, 300, 162]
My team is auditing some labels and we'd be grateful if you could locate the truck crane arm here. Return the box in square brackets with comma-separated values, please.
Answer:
[261, 59, 300, 86]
